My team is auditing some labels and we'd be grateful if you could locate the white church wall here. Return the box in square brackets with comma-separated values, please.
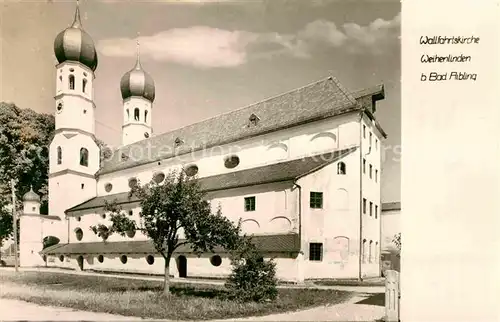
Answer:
[297, 152, 362, 279]
[360, 115, 383, 278]
[49, 172, 97, 219]
[46, 253, 300, 282]
[19, 216, 45, 267]
[205, 182, 298, 236]
[97, 111, 360, 198]
[49, 134, 100, 176]
[55, 62, 95, 134]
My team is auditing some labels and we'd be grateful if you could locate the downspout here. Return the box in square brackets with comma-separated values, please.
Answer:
[293, 181, 302, 245]
[66, 213, 70, 244]
[293, 180, 302, 281]
[359, 111, 372, 281]
[358, 112, 363, 281]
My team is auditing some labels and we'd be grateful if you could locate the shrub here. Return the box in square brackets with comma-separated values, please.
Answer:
[42, 236, 60, 249]
[225, 238, 278, 302]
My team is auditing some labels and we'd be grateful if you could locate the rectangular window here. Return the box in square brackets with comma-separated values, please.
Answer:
[363, 125, 366, 138]
[363, 159, 366, 174]
[375, 205, 378, 219]
[375, 169, 378, 182]
[363, 198, 367, 214]
[244, 196, 256, 211]
[310, 192, 323, 209]
[309, 243, 323, 261]
[369, 202, 373, 216]
[369, 164, 373, 179]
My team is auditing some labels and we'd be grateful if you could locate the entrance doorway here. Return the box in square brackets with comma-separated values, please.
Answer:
[177, 255, 187, 278]
[77, 255, 84, 271]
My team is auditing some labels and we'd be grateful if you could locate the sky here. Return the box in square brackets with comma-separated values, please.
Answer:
[0, 0, 401, 203]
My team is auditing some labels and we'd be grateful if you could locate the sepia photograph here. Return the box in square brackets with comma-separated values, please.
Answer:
[0, 0, 402, 320]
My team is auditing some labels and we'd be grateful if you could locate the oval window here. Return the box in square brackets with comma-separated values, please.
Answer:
[57, 102, 63, 112]
[146, 255, 155, 265]
[59, 255, 64, 262]
[184, 165, 199, 177]
[126, 230, 136, 238]
[153, 172, 165, 184]
[98, 255, 104, 263]
[75, 228, 83, 241]
[224, 155, 240, 169]
[120, 255, 128, 264]
[210, 255, 222, 267]
[104, 183, 113, 192]
[128, 178, 138, 189]
[76, 216, 81, 222]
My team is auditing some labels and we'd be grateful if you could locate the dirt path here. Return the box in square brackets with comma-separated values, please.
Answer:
[0, 298, 147, 321]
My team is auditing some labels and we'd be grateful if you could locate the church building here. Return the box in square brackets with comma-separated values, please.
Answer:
[22, 2, 388, 282]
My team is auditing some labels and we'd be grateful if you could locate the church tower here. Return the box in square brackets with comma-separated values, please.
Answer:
[120, 38, 156, 146]
[48, 1, 99, 229]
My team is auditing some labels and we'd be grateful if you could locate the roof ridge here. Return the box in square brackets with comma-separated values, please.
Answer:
[115, 76, 341, 151]
[328, 76, 358, 106]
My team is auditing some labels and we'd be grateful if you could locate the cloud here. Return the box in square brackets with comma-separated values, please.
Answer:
[97, 12, 400, 69]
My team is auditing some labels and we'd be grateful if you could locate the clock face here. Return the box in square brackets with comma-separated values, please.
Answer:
[56, 102, 63, 113]
[144, 132, 150, 138]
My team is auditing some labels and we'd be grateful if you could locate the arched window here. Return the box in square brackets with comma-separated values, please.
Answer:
[362, 239, 367, 263]
[145, 110, 148, 123]
[126, 109, 129, 120]
[369, 240, 373, 263]
[80, 148, 89, 167]
[134, 108, 140, 121]
[57, 146, 62, 165]
[337, 162, 346, 175]
[82, 79, 87, 93]
[68, 75, 75, 90]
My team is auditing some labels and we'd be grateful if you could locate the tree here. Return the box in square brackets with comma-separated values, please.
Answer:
[90, 170, 243, 295]
[95, 139, 112, 165]
[225, 237, 278, 302]
[0, 102, 55, 214]
[393, 232, 401, 251]
[42, 236, 60, 249]
[0, 197, 14, 264]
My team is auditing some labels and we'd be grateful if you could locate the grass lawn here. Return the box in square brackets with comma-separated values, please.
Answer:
[0, 271, 352, 320]
[312, 279, 385, 287]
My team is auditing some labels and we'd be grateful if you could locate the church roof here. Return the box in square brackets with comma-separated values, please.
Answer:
[40, 233, 300, 255]
[67, 147, 356, 215]
[99, 76, 364, 175]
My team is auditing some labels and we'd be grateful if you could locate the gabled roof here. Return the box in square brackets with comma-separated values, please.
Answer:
[99, 76, 362, 175]
[40, 233, 300, 255]
[67, 147, 357, 215]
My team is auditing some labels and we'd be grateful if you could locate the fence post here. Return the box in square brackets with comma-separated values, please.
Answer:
[385, 269, 400, 322]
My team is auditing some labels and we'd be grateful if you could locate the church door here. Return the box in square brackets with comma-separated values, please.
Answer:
[177, 255, 187, 278]
[77, 255, 84, 271]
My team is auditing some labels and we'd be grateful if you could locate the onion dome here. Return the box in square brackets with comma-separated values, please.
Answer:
[23, 186, 40, 203]
[120, 39, 155, 102]
[53, 1, 98, 71]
